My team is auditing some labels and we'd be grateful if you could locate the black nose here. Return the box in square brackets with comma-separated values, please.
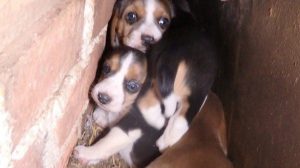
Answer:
[98, 93, 111, 104]
[141, 34, 154, 46]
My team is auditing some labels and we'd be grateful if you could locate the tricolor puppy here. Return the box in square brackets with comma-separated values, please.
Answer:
[147, 92, 233, 168]
[91, 47, 147, 127]
[149, 5, 218, 151]
[74, 6, 218, 168]
[110, 0, 174, 52]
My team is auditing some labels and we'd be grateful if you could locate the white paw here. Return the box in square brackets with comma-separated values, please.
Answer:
[74, 145, 100, 165]
[156, 116, 189, 151]
[73, 145, 90, 163]
[93, 108, 108, 127]
[156, 135, 168, 151]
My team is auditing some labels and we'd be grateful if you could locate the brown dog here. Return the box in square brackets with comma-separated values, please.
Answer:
[147, 92, 233, 168]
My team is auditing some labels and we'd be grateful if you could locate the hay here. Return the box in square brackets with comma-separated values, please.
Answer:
[67, 106, 129, 168]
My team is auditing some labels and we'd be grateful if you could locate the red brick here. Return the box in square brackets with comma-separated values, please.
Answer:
[0, 0, 73, 70]
[13, 139, 44, 168]
[55, 38, 106, 149]
[54, 33, 107, 166]
[5, 0, 85, 147]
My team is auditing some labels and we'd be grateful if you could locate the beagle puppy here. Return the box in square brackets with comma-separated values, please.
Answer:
[147, 92, 233, 168]
[149, 4, 218, 151]
[91, 46, 147, 127]
[110, 0, 174, 52]
[74, 5, 217, 168]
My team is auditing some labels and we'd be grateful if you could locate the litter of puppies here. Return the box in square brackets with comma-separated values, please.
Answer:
[69, 0, 233, 167]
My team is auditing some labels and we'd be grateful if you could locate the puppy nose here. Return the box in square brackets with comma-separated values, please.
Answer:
[141, 34, 154, 45]
[97, 93, 111, 104]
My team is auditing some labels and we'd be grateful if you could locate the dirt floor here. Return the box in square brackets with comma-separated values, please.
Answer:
[67, 107, 129, 168]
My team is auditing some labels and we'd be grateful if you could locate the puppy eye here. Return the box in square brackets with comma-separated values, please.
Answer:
[126, 12, 138, 24]
[125, 80, 140, 93]
[102, 63, 111, 76]
[158, 17, 170, 29]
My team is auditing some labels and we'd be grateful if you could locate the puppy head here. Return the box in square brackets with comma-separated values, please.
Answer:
[92, 47, 147, 113]
[111, 0, 174, 52]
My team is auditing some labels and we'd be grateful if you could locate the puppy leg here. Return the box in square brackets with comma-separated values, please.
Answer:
[163, 93, 179, 118]
[157, 92, 189, 151]
[156, 114, 188, 151]
[74, 127, 141, 164]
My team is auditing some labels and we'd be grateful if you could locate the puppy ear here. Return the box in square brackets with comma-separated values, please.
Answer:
[110, 13, 120, 47]
[110, 0, 129, 47]
[169, 1, 176, 18]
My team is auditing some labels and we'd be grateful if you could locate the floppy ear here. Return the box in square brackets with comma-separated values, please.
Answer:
[166, 0, 176, 18]
[110, 0, 129, 47]
[110, 12, 120, 47]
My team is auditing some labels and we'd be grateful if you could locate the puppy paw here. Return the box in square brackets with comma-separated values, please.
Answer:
[93, 108, 108, 127]
[73, 145, 89, 163]
[73, 145, 100, 165]
[156, 136, 168, 151]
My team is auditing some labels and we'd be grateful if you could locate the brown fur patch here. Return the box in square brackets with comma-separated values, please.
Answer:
[154, 1, 172, 22]
[137, 87, 160, 110]
[106, 53, 121, 72]
[173, 61, 191, 116]
[160, 0, 175, 18]
[125, 61, 147, 83]
[173, 61, 191, 97]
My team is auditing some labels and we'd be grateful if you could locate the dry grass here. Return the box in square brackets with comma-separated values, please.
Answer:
[67, 106, 129, 168]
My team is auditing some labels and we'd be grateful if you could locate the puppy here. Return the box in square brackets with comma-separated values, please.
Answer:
[150, 6, 218, 151]
[110, 0, 174, 52]
[91, 46, 147, 127]
[74, 6, 217, 168]
[147, 92, 233, 168]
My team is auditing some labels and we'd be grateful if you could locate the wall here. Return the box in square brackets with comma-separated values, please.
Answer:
[188, 0, 300, 167]
[0, 0, 115, 167]
[219, 0, 300, 168]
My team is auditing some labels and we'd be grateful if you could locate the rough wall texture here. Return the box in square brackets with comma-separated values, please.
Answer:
[219, 0, 300, 168]
[0, 0, 115, 167]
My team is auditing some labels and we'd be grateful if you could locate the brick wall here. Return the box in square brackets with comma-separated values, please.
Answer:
[0, 0, 115, 167]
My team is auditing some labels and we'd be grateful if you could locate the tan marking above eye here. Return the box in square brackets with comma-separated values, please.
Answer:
[174, 61, 191, 97]
[160, 0, 175, 17]
[106, 53, 121, 72]
[125, 63, 147, 83]
[173, 61, 192, 116]
[154, 1, 171, 21]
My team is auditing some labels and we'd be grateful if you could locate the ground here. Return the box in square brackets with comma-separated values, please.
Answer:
[67, 106, 129, 168]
